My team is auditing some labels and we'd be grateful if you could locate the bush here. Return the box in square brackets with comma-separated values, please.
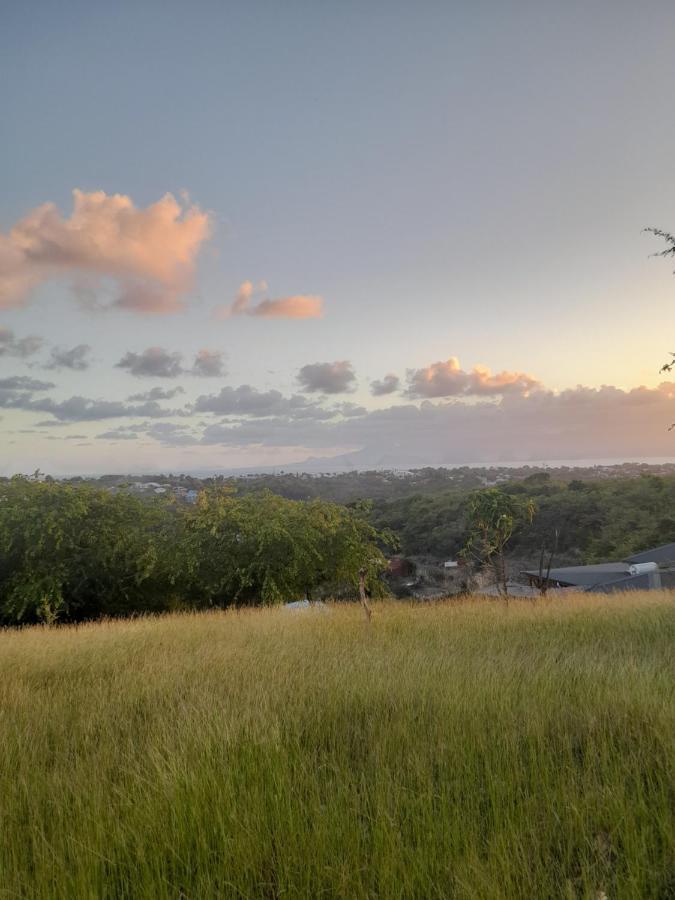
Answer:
[0, 479, 391, 624]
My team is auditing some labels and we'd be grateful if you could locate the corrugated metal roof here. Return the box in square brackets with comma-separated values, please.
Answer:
[586, 573, 653, 593]
[522, 563, 630, 587]
[624, 542, 675, 566]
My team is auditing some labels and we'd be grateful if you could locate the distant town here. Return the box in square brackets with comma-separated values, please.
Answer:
[17, 460, 675, 502]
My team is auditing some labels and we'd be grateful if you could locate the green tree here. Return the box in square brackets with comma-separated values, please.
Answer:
[179, 489, 393, 607]
[460, 489, 536, 596]
[0, 478, 177, 624]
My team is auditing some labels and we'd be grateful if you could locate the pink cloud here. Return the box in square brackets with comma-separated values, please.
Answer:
[0, 189, 211, 313]
[230, 280, 255, 316]
[194, 380, 675, 464]
[406, 356, 541, 398]
[216, 280, 323, 319]
[192, 348, 226, 377]
[248, 295, 323, 318]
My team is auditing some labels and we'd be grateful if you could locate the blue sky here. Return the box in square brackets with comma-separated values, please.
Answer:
[2, 1, 675, 473]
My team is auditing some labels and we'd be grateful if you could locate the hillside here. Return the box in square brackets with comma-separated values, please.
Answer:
[370, 472, 675, 566]
[65, 467, 675, 568]
[1, 594, 673, 898]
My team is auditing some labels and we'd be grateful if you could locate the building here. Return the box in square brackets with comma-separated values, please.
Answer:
[387, 556, 415, 577]
[522, 542, 675, 593]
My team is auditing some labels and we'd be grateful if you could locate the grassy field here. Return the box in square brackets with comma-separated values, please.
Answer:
[0, 594, 673, 899]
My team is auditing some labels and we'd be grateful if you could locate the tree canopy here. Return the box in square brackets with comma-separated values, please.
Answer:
[460, 489, 536, 593]
[0, 479, 393, 625]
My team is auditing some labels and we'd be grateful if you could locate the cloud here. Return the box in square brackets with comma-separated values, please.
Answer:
[193, 382, 675, 465]
[0, 375, 54, 392]
[96, 430, 140, 441]
[46, 344, 91, 371]
[297, 361, 356, 394]
[116, 347, 225, 378]
[127, 386, 185, 402]
[370, 374, 400, 396]
[0, 189, 211, 313]
[194, 384, 320, 418]
[116, 347, 184, 378]
[94, 421, 199, 447]
[36, 397, 188, 422]
[247, 295, 323, 319]
[17, 373, 672, 464]
[335, 402, 368, 418]
[229, 280, 256, 316]
[217, 280, 323, 319]
[0, 379, 186, 421]
[192, 348, 226, 377]
[144, 422, 200, 446]
[31, 397, 185, 422]
[406, 357, 541, 398]
[0, 327, 44, 358]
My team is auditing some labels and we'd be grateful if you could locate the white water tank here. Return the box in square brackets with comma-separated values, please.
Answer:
[628, 561, 659, 576]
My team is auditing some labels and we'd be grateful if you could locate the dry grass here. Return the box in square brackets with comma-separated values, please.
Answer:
[0, 592, 673, 898]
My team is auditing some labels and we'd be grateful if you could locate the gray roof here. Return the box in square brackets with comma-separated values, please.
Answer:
[624, 542, 675, 566]
[586, 573, 653, 594]
[522, 562, 630, 588]
[660, 571, 675, 589]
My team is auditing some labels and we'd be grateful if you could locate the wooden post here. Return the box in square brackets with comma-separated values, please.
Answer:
[358, 567, 372, 623]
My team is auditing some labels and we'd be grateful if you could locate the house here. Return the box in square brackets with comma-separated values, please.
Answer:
[388, 556, 415, 577]
[625, 542, 675, 567]
[522, 542, 675, 593]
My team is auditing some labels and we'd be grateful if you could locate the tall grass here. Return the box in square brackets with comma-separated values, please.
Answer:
[0, 593, 673, 898]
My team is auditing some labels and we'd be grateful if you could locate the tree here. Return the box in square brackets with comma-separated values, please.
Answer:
[0, 478, 176, 624]
[645, 227, 675, 383]
[645, 227, 675, 270]
[460, 489, 536, 597]
[179, 489, 394, 608]
[0, 481, 395, 625]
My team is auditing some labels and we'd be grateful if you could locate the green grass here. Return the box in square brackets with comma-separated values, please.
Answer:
[0, 594, 673, 899]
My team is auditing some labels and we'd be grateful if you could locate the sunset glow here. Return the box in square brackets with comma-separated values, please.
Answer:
[1, 2, 674, 474]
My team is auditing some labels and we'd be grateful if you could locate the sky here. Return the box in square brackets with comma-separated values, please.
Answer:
[1, 0, 675, 475]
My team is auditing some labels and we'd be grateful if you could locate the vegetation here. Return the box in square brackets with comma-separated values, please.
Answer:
[60, 462, 675, 505]
[0, 478, 392, 625]
[645, 225, 675, 274]
[182, 491, 394, 606]
[3, 472, 675, 624]
[371, 473, 675, 563]
[460, 489, 536, 593]
[0, 594, 672, 898]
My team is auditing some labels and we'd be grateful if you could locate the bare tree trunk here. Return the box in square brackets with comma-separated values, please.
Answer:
[537, 542, 546, 597]
[538, 529, 559, 598]
[358, 568, 372, 623]
[496, 550, 508, 605]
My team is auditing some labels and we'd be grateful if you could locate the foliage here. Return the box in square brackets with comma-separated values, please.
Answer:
[179, 489, 393, 606]
[0, 480, 392, 625]
[0, 595, 672, 898]
[199, 467, 491, 503]
[644, 227, 675, 414]
[371, 473, 675, 565]
[645, 226, 675, 272]
[0, 477, 177, 624]
[3, 472, 675, 624]
[460, 488, 536, 591]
